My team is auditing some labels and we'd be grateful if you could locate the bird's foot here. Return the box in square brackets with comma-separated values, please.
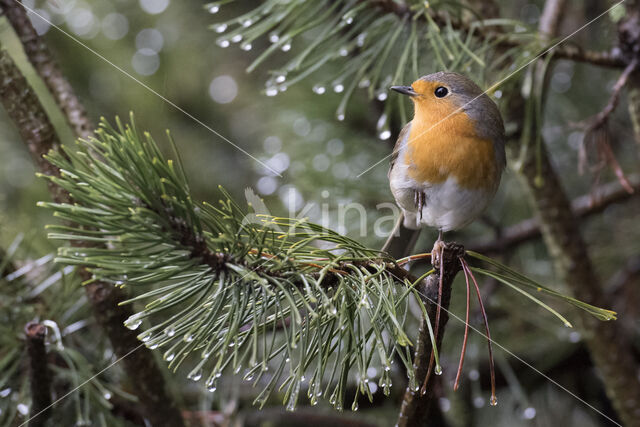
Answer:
[431, 230, 445, 269]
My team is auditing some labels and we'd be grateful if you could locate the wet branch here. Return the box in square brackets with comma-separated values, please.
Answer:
[396, 243, 464, 427]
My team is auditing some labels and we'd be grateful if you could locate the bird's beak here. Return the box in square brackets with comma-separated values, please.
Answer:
[390, 85, 417, 97]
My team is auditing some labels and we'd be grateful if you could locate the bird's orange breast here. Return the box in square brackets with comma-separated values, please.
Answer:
[404, 106, 498, 191]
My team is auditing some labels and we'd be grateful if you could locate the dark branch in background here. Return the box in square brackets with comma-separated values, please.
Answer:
[24, 322, 52, 427]
[0, 0, 93, 139]
[364, 0, 626, 68]
[506, 0, 640, 424]
[396, 243, 464, 427]
[468, 174, 640, 254]
[0, 47, 185, 427]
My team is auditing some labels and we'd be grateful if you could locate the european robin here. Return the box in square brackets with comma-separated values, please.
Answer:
[383, 72, 506, 257]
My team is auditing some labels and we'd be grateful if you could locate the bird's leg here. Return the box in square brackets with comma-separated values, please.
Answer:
[414, 190, 425, 220]
[431, 229, 445, 268]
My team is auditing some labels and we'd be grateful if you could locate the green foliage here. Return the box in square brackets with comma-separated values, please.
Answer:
[39, 116, 425, 411]
[467, 251, 617, 323]
[206, 0, 540, 128]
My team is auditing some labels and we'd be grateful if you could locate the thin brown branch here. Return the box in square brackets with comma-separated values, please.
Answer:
[396, 242, 464, 427]
[0, 49, 185, 426]
[468, 174, 640, 254]
[0, 0, 93, 139]
[587, 58, 639, 131]
[24, 322, 52, 427]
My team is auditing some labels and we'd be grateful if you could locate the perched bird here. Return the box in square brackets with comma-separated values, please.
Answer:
[382, 72, 506, 257]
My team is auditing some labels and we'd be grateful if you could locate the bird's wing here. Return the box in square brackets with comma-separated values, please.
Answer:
[388, 121, 412, 179]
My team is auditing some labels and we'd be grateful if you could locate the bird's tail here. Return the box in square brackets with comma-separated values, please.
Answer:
[381, 213, 422, 259]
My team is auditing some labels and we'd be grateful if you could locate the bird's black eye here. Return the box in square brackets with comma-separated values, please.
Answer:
[434, 86, 448, 98]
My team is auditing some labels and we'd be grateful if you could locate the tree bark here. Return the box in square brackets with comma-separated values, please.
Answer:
[0, 49, 185, 427]
[0, 0, 93, 139]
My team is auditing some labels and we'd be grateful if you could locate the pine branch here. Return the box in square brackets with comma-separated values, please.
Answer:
[38, 117, 425, 410]
[0, 49, 185, 426]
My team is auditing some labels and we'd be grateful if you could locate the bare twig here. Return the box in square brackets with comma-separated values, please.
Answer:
[0, 49, 185, 426]
[579, 59, 639, 193]
[24, 322, 52, 427]
[468, 174, 640, 254]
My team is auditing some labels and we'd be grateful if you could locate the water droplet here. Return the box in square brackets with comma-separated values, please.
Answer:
[242, 19, 253, 27]
[342, 14, 354, 24]
[379, 130, 391, 140]
[523, 407, 536, 419]
[356, 33, 366, 46]
[285, 357, 291, 363]
[333, 84, 344, 93]
[207, 384, 217, 393]
[241, 43, 252, 51]
[164, 351, 175, 362]
[164, 326, 176, 337]
[359, 78, 370, 88]
[217, 39, 230, 48]
[434, 365, 442, 375]
[188, 369, 202, 381]
[275, 74, 286, 83]
[281, 42, 291, 52]
[352, 401, 359, 411]
[377, 92, 388, 101]
[231, 34, 242, 43]
[339, 48, 348, 56]
[0, 388, 11, 398]
[313, 85, 326, 94]
[215, 24, 227, 33]
[140, 333, 152, 342]
[148, 343, 159, 350]
[184, 334, 194, 342]
[103, 391, 111, 400]
[490, 395, 498, 406]
[208, 4, 220, 14]
[124, 314, 142, 330]
[384, 365, 391, 372]
[337, 113, 345, 121]
[269, 33, 280, 43]
[266, 87, 278, 96]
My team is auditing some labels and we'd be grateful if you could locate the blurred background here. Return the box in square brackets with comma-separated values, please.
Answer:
[0, 0, 638, 426]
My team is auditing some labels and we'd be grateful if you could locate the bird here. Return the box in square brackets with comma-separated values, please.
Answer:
[382, 71, 506, 260]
